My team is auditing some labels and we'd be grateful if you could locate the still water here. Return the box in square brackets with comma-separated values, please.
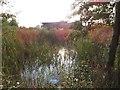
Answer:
[20, 48, 77, 87]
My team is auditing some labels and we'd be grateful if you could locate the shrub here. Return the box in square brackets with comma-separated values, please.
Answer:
[88, 24, 113, 44]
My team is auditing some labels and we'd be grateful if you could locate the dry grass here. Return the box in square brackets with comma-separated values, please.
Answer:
[88, 24, 113, 44]
[15, 28, 74, 44]
[15, 28, 40, 44]
[54, 29, 74, 41]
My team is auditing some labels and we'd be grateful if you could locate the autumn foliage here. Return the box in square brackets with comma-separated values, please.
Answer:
[54, 29, 74, 41]
[15, 25, 113, 45]
[88, 24, 113, 44]
[16, 28, 40, 44]
[15, 28, 74, 44]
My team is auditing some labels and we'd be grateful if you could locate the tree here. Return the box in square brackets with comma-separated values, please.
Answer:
[71, 0, 119, 87]
[71, 20, 83, 30]
[0, 0, 9, 6]
[71, 1, 115, 26]
[106, 2, 120, 87]
[9, 18, 18, 27]
[1, 13, 18, 34]
[107, 1, 120, 68]
[35, 25, 41, 29]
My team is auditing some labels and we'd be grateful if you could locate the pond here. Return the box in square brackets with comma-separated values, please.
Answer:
[20, 48, 78, 88]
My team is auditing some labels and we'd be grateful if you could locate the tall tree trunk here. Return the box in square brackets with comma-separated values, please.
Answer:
[106, 1, 120, 87]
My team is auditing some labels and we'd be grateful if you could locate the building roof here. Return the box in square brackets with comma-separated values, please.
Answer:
[42, 21, 72, 29]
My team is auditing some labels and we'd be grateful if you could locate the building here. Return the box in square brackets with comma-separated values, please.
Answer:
[41, 21, 72, 30]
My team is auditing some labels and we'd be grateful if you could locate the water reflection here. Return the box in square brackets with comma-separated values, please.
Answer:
[20, 48, 77, 87]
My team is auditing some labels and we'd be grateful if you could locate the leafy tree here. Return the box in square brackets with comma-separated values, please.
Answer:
[71, 0, 119, 88]
[106, 2, 120, 87]
[1, 12, 19, 88]
[71, 20, 84, 30]
[9, 18, 18, 27]
[0, 0, 8, 5]
[1, 13, 18, 34]
[72, 1, 115, 26]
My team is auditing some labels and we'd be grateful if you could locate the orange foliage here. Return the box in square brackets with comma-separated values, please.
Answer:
[88, 24, 113, 44]
[15, 28, 74, 44]
[16, 28, 40, 44]
[54, 29, 74, 41]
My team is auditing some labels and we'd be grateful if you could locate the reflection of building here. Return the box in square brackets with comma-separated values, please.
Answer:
[41, 21, 72, 30]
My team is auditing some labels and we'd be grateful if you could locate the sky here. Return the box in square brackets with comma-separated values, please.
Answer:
[2, 0, 80, 27]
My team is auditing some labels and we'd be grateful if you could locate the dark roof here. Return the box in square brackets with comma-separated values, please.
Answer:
[42, 21, 72, 29]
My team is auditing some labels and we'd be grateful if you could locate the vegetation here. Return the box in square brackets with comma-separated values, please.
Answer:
[2, 14, 119, 88]
[71, 2, 115, 26]
[1, 0, 119, 89]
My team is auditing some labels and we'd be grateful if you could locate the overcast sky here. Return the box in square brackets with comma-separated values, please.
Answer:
[2, 0, 80, 27]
